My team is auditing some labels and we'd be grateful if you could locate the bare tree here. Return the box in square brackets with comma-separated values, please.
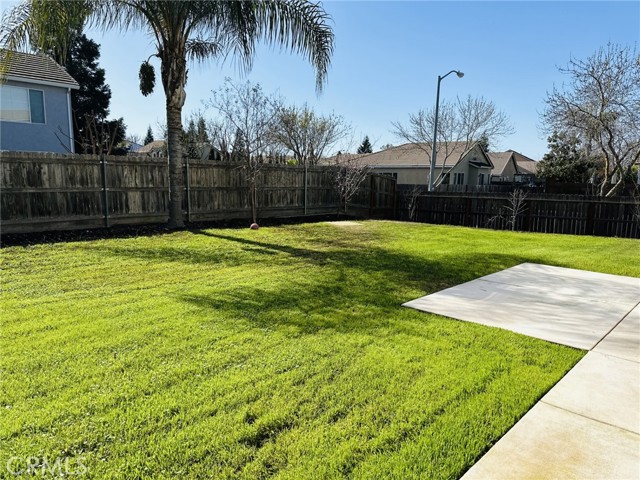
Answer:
[402, 185, 425, 221]
[505, 189, 528, 231]
[205, 79, 280, 224]
[542, 43, 640, 197]
[487, 189, 528, 231]
[154, 120, 167, 142]
[58, 112, 126, 155]
[271, 104, 351, 166]
[332, 153, 370, 214]
[127, 133, 142, 146]
[392, 95, 514, 186]
[206, 117, 234, 161]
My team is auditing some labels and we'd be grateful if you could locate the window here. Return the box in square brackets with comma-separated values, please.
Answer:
[0, 85, 45, 123]
[453, 172, 464, 185]
[441, 172, 450, 185]
[478, 173, 485, 185]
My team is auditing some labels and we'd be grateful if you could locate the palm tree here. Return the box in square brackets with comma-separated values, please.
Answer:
[1, 0, 334, 227]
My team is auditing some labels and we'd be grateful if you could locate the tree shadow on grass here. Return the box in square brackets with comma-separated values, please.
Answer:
[194, 229, 533, 288]
[93, 228, 537, 335]
[171, 231, 532, 335]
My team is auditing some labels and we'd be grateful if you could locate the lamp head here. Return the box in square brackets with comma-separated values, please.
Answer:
[456, 71, 464, 78]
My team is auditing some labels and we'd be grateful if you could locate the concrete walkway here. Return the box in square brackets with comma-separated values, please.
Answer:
[403, 264, 640, 479]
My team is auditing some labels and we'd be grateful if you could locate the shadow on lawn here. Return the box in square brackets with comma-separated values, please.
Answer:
[193, 229, 530, 286]
[180, 230, 532, 335]
[95, 228, 532, 334]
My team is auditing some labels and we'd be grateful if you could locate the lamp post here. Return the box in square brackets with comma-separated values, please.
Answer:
[428, 69, 464, 191]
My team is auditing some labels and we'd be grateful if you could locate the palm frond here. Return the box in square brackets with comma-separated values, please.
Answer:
[253, 0, 334, 92]
[186, 38, 225, 63]
[0, 0, 93, 63]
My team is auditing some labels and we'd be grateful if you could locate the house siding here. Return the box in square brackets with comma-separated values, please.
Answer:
[492, 157, 518, 183]
[371, 166, 427, 185]
[0, 80, 73, 153]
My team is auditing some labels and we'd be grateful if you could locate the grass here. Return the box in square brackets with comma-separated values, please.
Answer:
[1, 221, 638, 479]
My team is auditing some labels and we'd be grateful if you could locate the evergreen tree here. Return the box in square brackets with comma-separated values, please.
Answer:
[197, 117, 209, 143]
[183, 119, 198, 158]
[357, 135, 373, 154]
[64, 31, 126, 154]
[477, 134, 490, 153]
[65, 32, 110, 120]
[231, 128, 248, 162]
[144, 126, 154, 145]
[538, 131, 599, 183]
[65, 32, 109, 152]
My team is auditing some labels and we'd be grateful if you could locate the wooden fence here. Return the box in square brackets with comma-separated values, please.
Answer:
[1, 152, 396, 234]
[397, 192, 640, 238]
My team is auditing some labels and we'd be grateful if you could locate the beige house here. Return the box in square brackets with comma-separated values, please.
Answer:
[327, 142, 493, 187]
[488, 150, 538, 184]
[138, 140, 167, 157]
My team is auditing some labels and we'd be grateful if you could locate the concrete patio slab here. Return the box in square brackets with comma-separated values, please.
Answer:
[541, 351, 640, 434]
[403, 263, 640, 350]
[461, 402, 640, 480]
[594, 303, 640, 362]
[481, 263, 640, 298]
[404, 263, 640, 479]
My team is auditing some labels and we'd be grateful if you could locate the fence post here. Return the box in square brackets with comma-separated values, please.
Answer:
[369, 175, 375, 217]
[524, 199, 532, 232]
[464, 196, 471, 227]
[100, 154, 110, 227]
[303, 163, 308, 216]
[392, 180, 397, 220]
[185, 157, 191, 223]
[586, 202, 595, 235]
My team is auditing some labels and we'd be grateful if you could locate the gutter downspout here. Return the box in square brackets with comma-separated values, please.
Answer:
[67, 88, 75, 153]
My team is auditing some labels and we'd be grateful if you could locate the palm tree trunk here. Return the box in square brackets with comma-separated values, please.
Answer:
[162, 50, 188, 228]
[166, 103, 185, 228]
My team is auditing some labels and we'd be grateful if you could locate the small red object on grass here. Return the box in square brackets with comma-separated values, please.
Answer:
[250, 223, 259, 230]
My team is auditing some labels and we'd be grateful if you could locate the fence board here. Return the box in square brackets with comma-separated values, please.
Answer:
[397, 191, 639, 239]
[1, 153, 395, 234]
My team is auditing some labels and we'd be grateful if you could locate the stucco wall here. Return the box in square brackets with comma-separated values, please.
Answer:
[0, 80, 73, 153]
[370, 167, 427, 185]
[493, 158, 518, 182]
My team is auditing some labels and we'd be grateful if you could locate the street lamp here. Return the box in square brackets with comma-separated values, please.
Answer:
[428, 69, 464, 191]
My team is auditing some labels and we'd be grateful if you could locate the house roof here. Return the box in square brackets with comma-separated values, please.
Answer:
[0, 50, 79, 89]
[487, 152, 514, 175]
[138, 140, 166, 154]
[121, 141, 143, 153]
[509, 150, 539, 175]
[326, 142, 492, 168]
[487, 150, 539, 176]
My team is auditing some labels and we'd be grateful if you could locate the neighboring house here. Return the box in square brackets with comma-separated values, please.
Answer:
[138, 140, 167, 157]
[326, 142, 493, 187]
[488, 150, 538, 184]
[123, 141, 143, 154]
[0, 50, 79, 153]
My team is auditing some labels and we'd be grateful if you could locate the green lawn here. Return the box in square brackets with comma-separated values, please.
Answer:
[2, 221, 638, 479]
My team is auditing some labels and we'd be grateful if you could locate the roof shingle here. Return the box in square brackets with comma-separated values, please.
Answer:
[1, 50, 79, 89]
[326, 142, 490, 168]
[487, 152, 514, 174]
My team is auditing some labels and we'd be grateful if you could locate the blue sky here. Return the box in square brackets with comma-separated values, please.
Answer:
[2, 1, 639, 158]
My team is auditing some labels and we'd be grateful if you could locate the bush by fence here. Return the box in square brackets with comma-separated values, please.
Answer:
[397, 191, 640, 238]
[1, 152, 396, 234]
